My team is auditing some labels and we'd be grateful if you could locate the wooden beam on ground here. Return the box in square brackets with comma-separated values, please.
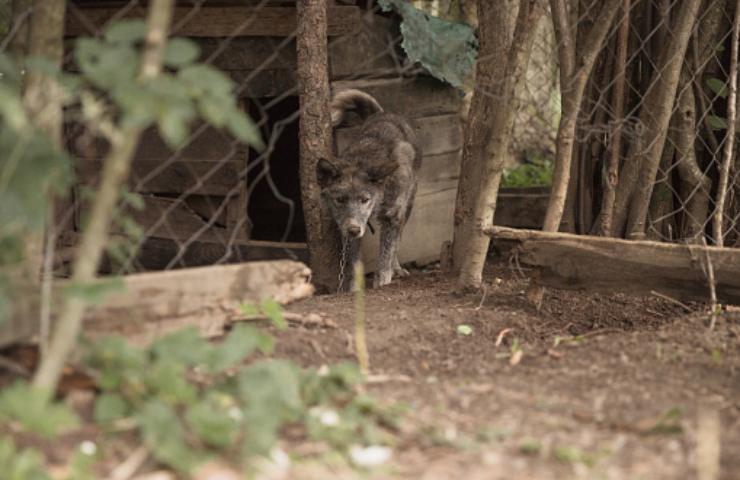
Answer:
[1, 260, 313, 348]
[486, 226, 740, 305]
[65, 6, 361, 38]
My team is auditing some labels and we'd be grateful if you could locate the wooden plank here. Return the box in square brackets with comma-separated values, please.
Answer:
[2, 260, 313, 348]
[486, 226, 740, 305]
[361, 185, 456, 272]
[134, 125, 241, 163]
[66, 6, 361, 38]
[331, 77, 462, 118]
[77, 159, 241, 196]
[336, 114, 462, 157]
[117, 196, 229, 244]
[417, 152, 461, 186]
[107, 236, 308, 272]
[329, 14, 399, 79]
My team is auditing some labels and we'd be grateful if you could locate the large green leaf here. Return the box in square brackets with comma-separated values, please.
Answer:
[137, 400, 202, 472]
[164, 38, 201, 67]
[378, 0, 477, 88]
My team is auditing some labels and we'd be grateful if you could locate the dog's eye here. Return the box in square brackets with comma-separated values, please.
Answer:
[336, 196, 348, 204]
[361, 197, 371, 204]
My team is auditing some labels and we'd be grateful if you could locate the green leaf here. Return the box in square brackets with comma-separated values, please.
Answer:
[238, 359, 301, 414]
[707, 114, 729, 130]
[185, 398, 241, 448]
[93, 393, 130, 423]
[0, 382, 79, 437]
[197, 95, 232, 128]
[226, 109, 265, 151]
[137, 400, 201, 472]
[81, 336, 148, 391]
[0, 437, 51, 480]
[240, 303, 260, 317]
[151, 327, 211, 366]
[205, 324, 274, 373]
[157, 109, 190, 148]
[144, 359, 198, 404]
[179, 64, 235, 97]
[260, 299, 287, 329]
[456, 324, 473, 336]
[378, 0, 477, 88]
[63, 277, 125, 305]
[104, 19, 147, 44]
[706, 77, 728, 98]
[163, 38, 201, 67]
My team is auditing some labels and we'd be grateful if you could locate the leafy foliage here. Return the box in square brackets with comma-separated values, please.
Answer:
[79, 303, 401, 474]
[502, 152, 554, 188]
[0, 382, 79, 437]
[378, 0, 477, 89]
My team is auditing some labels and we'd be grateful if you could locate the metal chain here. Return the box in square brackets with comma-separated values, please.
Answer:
[337, 236, 348, 294]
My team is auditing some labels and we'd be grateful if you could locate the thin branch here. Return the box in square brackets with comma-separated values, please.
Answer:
[32, 0, 175, 394]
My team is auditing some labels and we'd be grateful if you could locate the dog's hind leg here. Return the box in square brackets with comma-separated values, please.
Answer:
[393, 255, 409, 277]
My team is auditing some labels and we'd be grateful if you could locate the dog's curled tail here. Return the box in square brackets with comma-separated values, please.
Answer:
[330, 89, 384, 127]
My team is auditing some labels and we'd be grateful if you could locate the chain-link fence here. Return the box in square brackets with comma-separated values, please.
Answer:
[5, 0, 739, 287]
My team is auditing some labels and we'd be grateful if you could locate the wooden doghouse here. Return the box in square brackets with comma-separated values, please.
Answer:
[63, 0, 463, 272]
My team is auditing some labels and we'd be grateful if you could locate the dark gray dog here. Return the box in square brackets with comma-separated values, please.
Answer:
[316, 89, 421, 289]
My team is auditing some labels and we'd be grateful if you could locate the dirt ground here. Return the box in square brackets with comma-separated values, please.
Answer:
[2, 259, 739, 479]
[277, 260, 740, 479]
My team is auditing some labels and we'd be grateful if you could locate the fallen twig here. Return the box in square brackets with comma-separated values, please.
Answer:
[240, 312, 337, 329]
[701, 237, 720, 330]
[495, 328, 513, 347]
[651, 290, 693, 313]
[107, 445, 150, 480]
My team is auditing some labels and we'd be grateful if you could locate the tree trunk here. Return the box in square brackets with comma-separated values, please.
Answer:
[21, 0, 66, 281]
[296, 0, 342, 293]
[455, 0, 543, 291]
[451, 0, 516, 273]
[33, 0, 174, 394]
[593, 0, 629, 236]
[542, 0, 621, 232]
[673, 70, 711, 242]
[714, 0, 740, 246]
[612, 0, 702, 238]
[8, 0, 31, 64]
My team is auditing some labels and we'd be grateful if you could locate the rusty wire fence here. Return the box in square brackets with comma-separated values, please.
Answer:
[507, 0, 740, 246]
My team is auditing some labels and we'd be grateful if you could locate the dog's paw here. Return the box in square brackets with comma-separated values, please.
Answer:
[394, 266, 410, 277]
[373, 270, 393, 288]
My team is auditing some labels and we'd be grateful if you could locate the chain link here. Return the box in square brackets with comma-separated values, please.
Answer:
[337, 236, 348, 294]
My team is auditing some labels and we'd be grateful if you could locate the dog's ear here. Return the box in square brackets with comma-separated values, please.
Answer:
[367, 162, 399, 183]
[316, 157, 340, 187]
[392, 141, 416, 164]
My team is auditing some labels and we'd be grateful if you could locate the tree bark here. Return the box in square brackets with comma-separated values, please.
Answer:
[673, 70, 711, 242]
[542, 0, 622, 232]
[32, 0, 174, 394]
[451, 0, 517, 273]
[612, 0, 702, 238]
[594, 0, 629, 236]
[296, 0, 342, 293]
[455, 0, 543, 291]
[8, 0, 31, 64]
[714, 0, 740, 246]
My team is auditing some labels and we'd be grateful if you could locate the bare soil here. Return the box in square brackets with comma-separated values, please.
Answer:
[3, 259, 739, 479]
[279, 261, 740, 479]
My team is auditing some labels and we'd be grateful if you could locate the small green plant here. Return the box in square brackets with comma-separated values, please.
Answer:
[519, 438, 542, 455]
[502, 151, 554, 188]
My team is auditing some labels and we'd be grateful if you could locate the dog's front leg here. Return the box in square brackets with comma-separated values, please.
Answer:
[374, 221, 400, 288]
[340, 236, 361, 292]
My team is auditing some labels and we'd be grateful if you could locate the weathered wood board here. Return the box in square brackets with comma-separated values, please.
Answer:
[1, 260, 313, 348]
[66, 6, 361, 38]
[487, 226, 740, 305]
[78, 159, 242, 196]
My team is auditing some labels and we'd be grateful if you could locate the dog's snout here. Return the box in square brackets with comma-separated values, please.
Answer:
[347, 224, 362, 238]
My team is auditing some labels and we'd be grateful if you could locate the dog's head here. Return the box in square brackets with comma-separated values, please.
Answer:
[316, 156, 397, 239]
